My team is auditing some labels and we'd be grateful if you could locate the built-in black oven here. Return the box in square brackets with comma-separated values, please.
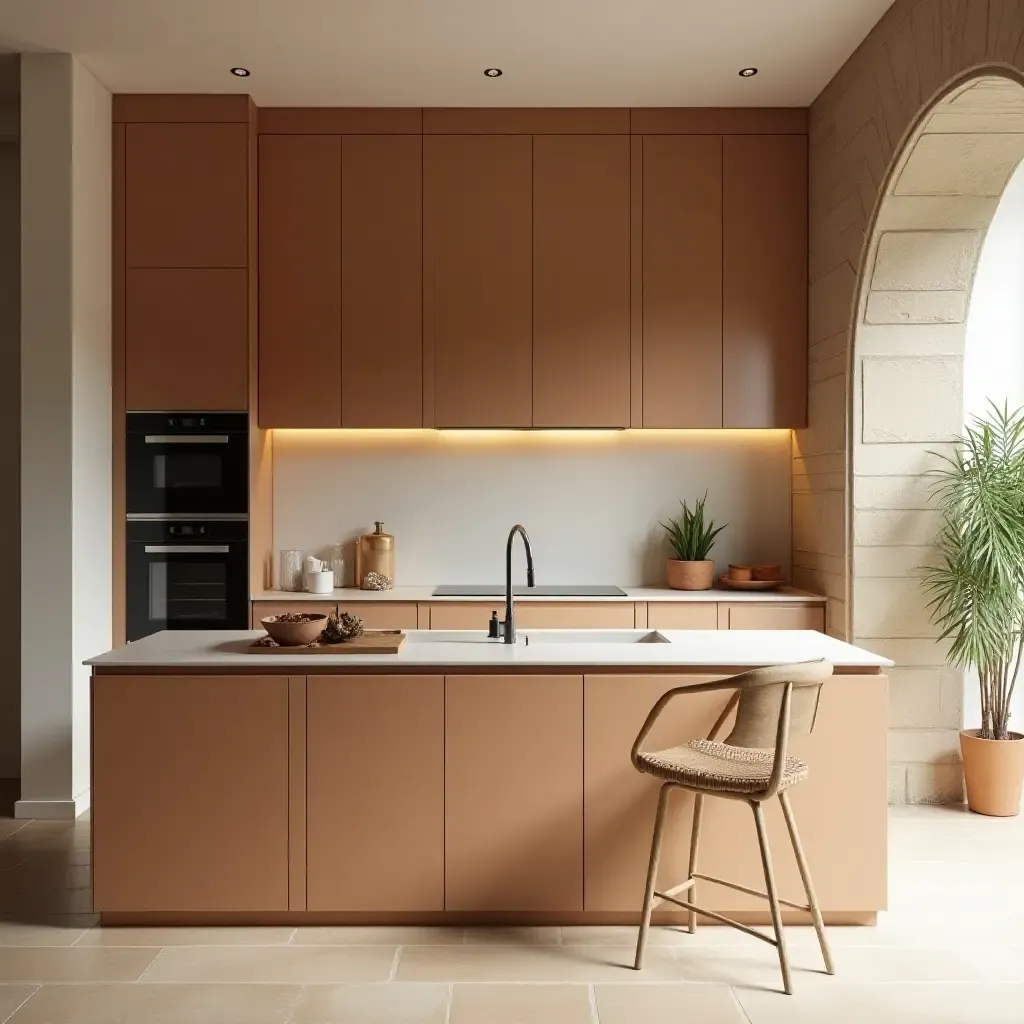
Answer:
[126, 412, 248, 517]
[126, 519, 249, 641]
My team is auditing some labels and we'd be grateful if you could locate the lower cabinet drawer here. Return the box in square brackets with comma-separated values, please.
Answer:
[428, 601, 635, 630]
[647, 603, 718, 630]
[723, 604, 826, 631]
[252, 601, 418, 631]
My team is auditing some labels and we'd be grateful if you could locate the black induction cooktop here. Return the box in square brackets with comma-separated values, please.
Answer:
[432, 584, 627, 597]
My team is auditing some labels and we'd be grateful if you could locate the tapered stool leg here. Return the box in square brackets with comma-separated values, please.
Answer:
[780, 790, 834, 975]
[686, 793, 704, 934]
[634, 783, 671, 970]
[752, 800, 792, 995]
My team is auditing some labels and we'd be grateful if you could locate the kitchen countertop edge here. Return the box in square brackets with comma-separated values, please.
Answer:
[87, 629, 891, 670]
[251, 585, 827, 604]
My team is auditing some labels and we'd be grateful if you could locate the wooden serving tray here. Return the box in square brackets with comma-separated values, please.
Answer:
[718, 575, 786, 591]
[247, 630, 406, 655]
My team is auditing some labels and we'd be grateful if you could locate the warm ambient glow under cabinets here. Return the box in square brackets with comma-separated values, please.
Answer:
[271, 428, 793, 447]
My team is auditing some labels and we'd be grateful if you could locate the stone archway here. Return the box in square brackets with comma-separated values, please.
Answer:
[851, 72, 1024, 801]
[797, 0, 1024, 804]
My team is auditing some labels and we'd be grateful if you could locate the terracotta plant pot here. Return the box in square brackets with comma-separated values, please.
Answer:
[960, 729, 1024, 816]
[666, 559, 714, 591]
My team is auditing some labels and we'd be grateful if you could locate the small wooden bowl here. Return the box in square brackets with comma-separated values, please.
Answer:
[728, 564, 753, 581]
[752, 564, 783, 582]
[260, 613, 327, 647]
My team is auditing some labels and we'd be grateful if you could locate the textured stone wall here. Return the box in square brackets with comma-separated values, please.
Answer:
[800, 0, 1024, 803]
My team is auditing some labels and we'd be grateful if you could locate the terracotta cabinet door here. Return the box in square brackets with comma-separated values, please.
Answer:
[342, 135, 423, 427]
[425, 135, 533, 428]
[533, 135, 630, 427]
[585, 673, 887, 914]
[258, 134, 342, 427]
[641, 135, 723, 427]
[307, 675, 444, 911]
[125, 122, 248, 268]
[92, 675, 289, 912]
[125, 268, 248, 411]
[445, 675, 584, 911]
[584, 674, 726, 911]
[723, 134, 808, 428]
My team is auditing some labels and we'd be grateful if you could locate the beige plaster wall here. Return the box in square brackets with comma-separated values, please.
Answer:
[0, 55, 18, 780]
[804, 0, 1024, 802]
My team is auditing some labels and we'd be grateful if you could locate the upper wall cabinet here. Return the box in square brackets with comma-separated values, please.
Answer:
[126, 269, 248, 412]
[641, 135, 724, 428]
[258, 133, 424, 428]
[125, 123, 249, 268]
[425, 135, 533, 429]
[722, 134, 808, 428]
[258, 134, 342, 428]
[341, 135, 423, 428]
[532, 135, 631, 428]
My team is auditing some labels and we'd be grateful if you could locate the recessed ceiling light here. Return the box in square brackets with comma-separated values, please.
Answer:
[230, 67, 251, 78]
[738, 67, 758, 78]
[484, 68, 503, 77]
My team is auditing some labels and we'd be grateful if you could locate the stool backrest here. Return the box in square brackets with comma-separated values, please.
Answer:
[724, 659, 834, 750]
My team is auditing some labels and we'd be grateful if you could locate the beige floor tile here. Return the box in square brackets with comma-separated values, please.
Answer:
[0, 946, 159, 983]
[292, 983, 449, 1024]
[675, 944, 977, 990]
[6, 983, 302, 1024]
[449, 983, 592, 1024]
[595, 983, 747, 1024]
[0, 987, 37, 1021]
[141, 944, 398, 984]
[0, 820, 29, 839]
[292, 926, 463, 946]
[954, 944, 1024, 981]
[736, 982, 1024, 1024]
[0, 919, 92, 946]
[562, 923, 752, 946]
[77, 925, 297, 946]
[396, 943, 680, 983]
[463, 926, 560, 945]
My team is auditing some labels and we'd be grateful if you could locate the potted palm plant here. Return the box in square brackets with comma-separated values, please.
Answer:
[661, 493, 726, 591]
[922, 403, 1024, 816]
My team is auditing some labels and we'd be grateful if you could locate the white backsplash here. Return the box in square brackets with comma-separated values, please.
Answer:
[271, 430, 793, 587]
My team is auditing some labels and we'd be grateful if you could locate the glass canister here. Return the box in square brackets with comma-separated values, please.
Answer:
[328, 543, 346, 587]
[355, 522, 394, 589]
[279, 549, 304, 592]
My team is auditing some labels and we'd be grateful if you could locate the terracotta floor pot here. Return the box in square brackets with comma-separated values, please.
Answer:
[666, 559, 714, 591]
[960, 729, 1024, 816]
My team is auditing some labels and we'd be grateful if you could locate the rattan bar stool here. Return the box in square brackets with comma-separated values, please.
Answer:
[631, 659, 835, 995]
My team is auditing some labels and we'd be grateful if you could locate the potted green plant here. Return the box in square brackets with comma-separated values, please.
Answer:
[661, 493, 726, 591]
[922, 402, 1024, 815]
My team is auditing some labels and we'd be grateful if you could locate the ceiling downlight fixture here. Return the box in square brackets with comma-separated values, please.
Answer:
[230, 67, 251, 78]
[484, 68, 503, 77]
[738, 67, 758, 77]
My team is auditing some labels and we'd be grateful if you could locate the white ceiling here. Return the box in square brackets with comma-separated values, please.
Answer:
[0, 0, 893, 107]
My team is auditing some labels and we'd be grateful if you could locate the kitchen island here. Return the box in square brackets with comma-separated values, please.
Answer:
[86, 629, 891, 926]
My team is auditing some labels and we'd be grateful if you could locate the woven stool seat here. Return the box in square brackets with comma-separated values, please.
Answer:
[636, 738, 808, 796]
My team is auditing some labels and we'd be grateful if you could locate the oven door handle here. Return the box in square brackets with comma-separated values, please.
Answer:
[143, 435, 231, 444]
[143, 545, 231, 554]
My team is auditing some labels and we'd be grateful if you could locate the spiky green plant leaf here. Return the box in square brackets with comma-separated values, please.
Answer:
[661, 493, 727, 562]
[921, 401, 1024, 739]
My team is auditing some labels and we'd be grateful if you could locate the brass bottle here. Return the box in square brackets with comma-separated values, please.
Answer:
[355, 521, 395, 589]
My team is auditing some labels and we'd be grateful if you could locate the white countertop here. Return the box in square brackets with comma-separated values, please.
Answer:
[251, 585, 826, 604]
[87, 629, 891, 670]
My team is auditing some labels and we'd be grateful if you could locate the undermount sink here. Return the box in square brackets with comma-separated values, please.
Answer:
[404, 629, 670, 645]
[521, 630, 670, 644]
